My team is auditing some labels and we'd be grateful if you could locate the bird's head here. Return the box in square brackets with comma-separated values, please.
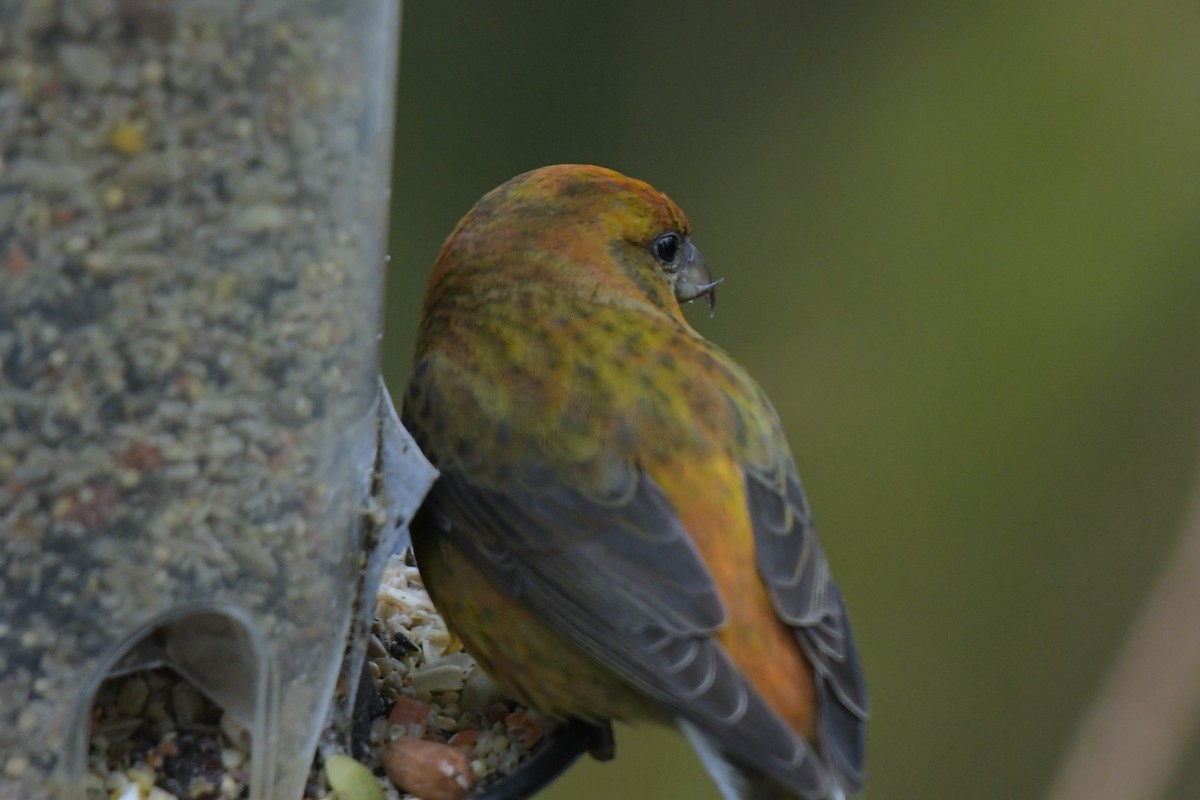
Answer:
[428, 164, 722, 318]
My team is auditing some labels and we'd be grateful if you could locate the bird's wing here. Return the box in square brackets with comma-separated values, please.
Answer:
[416, 459, 829, 799]
[744, 459, 869, 792]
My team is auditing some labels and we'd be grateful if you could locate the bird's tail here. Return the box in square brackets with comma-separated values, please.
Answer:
[679, 721, 846, 800]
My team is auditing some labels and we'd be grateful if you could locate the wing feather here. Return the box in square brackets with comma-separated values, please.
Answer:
[416, 464, 828, 797]
[745, 464, 869, 791]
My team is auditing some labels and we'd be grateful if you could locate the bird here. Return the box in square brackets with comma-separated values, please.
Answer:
[402, 164, 867, 799]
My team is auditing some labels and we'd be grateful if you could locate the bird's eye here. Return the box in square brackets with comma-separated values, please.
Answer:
[653, 233, 680, 265]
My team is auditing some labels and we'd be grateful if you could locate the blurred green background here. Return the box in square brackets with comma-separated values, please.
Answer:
[381, 2, 1200, 798]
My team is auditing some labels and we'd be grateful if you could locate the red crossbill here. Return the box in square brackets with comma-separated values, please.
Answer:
[403, 165, 867, 799]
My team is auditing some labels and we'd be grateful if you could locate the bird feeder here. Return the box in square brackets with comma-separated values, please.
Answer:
[0, 2, 425, 798]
